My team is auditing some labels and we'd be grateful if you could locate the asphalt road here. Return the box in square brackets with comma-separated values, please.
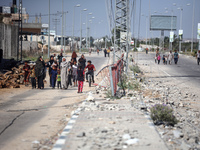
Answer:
[136, 52, 200, 89]
[0, 52, 109, 150]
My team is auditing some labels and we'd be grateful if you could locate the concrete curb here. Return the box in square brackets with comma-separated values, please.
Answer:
[51, 107, 83, 150]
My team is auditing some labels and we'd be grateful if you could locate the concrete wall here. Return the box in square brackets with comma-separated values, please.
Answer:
[20, 41, 38, 51]
[0, 23, 18, 59]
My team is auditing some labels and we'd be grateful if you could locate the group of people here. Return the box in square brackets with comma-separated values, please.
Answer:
[104, 48, 111, 57]
[155, 50, 179, 65]
[23, 52, 96, 93]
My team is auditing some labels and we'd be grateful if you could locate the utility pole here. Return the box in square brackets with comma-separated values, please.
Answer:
[64, 12, 66, 54]
[20, 0, 22, 61]
[191, 0, 195, 53]
[61, 0, 64, 52]
[48, 0, 50, 58]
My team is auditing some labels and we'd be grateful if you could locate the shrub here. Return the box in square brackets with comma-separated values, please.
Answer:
[130, 65, 141, 73]
[150, 104, 178, 126]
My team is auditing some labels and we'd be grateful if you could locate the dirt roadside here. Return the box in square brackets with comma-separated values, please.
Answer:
[0, 52, 109, 150]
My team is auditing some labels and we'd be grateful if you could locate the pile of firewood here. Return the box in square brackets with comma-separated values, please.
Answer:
[0, 65, 25, 88]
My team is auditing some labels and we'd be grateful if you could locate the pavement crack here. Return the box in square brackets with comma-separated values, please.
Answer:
[0, 111, 24, 136]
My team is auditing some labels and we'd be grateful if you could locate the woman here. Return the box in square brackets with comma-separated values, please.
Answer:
[78, 54, 86, 69]
[71, 51, 77, 62]
[35, 56, 45, 89]
[60, 57, 69, 89]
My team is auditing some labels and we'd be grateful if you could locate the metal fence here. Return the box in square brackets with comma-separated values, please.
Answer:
[96, 54, 124, 96]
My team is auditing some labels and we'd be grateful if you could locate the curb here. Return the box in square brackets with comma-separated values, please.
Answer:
[52, 107, 83, 150]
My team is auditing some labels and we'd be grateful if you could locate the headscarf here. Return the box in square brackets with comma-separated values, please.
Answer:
[60, 57, 68, 68]
[35, 56, 45, 77]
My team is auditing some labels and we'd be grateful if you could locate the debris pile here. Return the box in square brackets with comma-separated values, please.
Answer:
[0, 65, 24, 88]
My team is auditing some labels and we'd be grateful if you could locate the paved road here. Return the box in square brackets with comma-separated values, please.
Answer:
[135, 52, 200, 88]
[0, 52, 108, 150]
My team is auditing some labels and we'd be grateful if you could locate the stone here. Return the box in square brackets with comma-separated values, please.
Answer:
[124, 138, 139, 145]
[173, 130, 184, 138]
[77, 132, 86, 137]
[122, 134, 131, 140]
[32, 140, 40, 149]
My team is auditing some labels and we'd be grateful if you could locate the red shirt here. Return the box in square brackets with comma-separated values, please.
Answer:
[85, 64, 95, 71]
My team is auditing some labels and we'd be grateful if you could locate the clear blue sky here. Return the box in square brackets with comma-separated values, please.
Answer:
[1, 0, 200, 40]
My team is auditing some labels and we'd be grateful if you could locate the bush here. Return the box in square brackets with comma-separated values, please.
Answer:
[130, 65, 141, 73]
[150, 104, 178, 126]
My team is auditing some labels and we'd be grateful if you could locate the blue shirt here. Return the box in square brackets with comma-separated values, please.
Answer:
[51, 69, 57, 78]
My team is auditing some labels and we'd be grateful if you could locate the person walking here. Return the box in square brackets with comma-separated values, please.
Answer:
[89, 48, 92, 55]
[97, 49, 99, 55]
[28, 65, 36, 89]
[60, 57, 68, 89]
[35, 56, 45, 89]
[107, 48, 110, 57]
[78, 54, 86, 69]
[72, 51, 77, 62]
[168, 50, 173, 65]
[50, 66, 57, 89]
[23, 61, 30, 86]
[197, 50, 200, 65]
[157, 54, 161, 65]
[173, 50, 179, 65]
[104, 48, 107, 57]
[57, 70, 61, 89]
[72, 60, 78, 86]
[47, 55, 54, 87]
[58, 52, 63, 68]
[77, 65, 85, 93]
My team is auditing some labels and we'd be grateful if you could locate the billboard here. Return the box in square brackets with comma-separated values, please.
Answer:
[150, 15, 177, 31]
[198, 23, 200, 40]
[170, 31, 174, 42]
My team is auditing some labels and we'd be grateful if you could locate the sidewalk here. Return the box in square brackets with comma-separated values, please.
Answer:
[52, 95, 168, 150]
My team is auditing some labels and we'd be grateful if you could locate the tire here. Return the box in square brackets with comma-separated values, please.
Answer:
[89, 75, 91, 87]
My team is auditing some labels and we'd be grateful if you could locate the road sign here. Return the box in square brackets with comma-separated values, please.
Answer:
[170, 31, 174, 42]
[42, 24, 49, 28]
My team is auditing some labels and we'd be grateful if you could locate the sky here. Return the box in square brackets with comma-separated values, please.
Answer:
[1, 0, 200, 40]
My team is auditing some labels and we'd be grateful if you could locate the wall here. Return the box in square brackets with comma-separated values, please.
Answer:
[0, 23, 18, 59]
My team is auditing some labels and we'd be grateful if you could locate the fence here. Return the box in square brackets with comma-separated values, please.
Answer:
[96, 54, 124, 96]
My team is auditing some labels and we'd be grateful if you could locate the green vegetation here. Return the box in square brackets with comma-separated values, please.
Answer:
[150, 104, 178, 126]
[129, 65, 141, 73]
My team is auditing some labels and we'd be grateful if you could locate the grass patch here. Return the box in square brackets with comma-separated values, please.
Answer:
[130, 65, 141, 73]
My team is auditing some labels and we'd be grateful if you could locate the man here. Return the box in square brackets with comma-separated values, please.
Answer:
[57, 52, 63, 68]
[84, 60, 96, 83]
[197, 50, 200, 65]
[46, 55, 54, 87]
[173, 50, 179, 65]
[104, 48, 107, 57]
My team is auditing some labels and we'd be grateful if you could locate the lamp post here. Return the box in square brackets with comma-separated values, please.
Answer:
[177, 7, 183, 52]
[61, 0, 64, 51]
[80, 9, 87, 53]
[48, 0, 50, 58]
[86, 13, 92, 50]
[72, 4, 80, 51]
[191, 0, 195, 52]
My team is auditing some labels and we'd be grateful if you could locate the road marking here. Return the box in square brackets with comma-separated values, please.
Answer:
[160, 69, 171, 77]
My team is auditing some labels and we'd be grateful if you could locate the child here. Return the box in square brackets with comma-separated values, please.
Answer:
[157, 54, 161, 65]
[23, 61, 30, 86]
[50, 66, 57, 89]
[72, 60, 78, 86]
[51, 60, 58, 70]
[57, 70, 61, 89]
[77, 65, 85, 93]
[68, 61, 73, 87]
[28, 65, 36, 89]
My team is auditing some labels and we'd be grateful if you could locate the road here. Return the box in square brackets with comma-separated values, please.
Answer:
[0, 52, 109, 150]
[134, 51, 200, 108]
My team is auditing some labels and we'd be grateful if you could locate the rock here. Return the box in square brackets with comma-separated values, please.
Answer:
[40, 146, 51, 150]
[173, 130, 184, 138]
[77, 132, 86, 137]
[124, 138, 139, 145]
[101, 129, 108, 133]
[122, 134, 131, 140]
[178, 102, 184, 107]
[32, 140, 40, 149]
[106, 98, 111, 101]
